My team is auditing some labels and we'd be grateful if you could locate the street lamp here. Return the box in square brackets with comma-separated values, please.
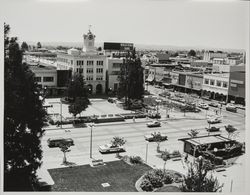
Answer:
[145, 141, 149, 163]
[89, 123, 95, 159]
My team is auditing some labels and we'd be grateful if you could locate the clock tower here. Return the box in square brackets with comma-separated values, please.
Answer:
[83, 27, 96, 53]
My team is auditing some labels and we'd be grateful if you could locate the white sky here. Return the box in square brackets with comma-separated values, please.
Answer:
[1, 0, 249, 49]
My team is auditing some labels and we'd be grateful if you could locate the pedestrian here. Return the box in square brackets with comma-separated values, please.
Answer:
[133, 116, 135, 123]
[184, 153, 188, 163]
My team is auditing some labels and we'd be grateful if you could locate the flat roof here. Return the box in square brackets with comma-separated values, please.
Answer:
[29, 64, 56, 71]
[179, 135, 232, 146]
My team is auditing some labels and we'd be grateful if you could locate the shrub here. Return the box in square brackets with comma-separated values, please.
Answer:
[140, 179, 153, 192]
[143, 170, 163, 188]
[172, 150, 181, 156]
[163, 174, 174, 184]
[129, 156, 143, 164]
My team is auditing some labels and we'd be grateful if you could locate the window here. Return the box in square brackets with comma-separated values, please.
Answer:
[113, 63, 122, 68]
[96, 76, 103, 80]
[87, 60, 94, 65]
[87, 68, 93, 73]
[223, 82, 228, 88]
[79, 68, 83, 74]
[77, 60, 84, 66]
[86, 76, 93, 80]
[96, 68, 103, 73]
[43, 77, 54, 82]
[210, 79, 215, 86]
[97, 61, 103, 66]
[216, 80, 221, 87]
[204, 79, 209, 85]
[34, 77, 41, 82]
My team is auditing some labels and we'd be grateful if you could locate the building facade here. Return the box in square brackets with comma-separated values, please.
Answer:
[56, 30, 107, 94]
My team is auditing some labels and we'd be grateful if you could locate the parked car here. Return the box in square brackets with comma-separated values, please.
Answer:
[47, 138, 74, 148]
[144, 133, 168, 142]
[147, 121, 161, 127]
[226, 104, 237, 113]
[198, 103, 209, 110]
[108, 98, 115, 103]
[206, 126, 220, 132]
[208, 102, 219, 107]
[98, 143, 125, 153]
[207, 116, 222, 124]
[235, 104, 245, 110]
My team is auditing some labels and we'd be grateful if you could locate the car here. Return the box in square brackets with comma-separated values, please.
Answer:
[146, 121, 161, 127]
[226, 104, 237, 113]
[207, 116, 222, 124]
[206, 126, 220, 132]
[208, 102, 219, 107]
[47, 138, 74, 148]
[235, 104, 245, 110]
[198, 103, 209, 110]
[144, 132, 168, 142]
[98, 143, 125, 153]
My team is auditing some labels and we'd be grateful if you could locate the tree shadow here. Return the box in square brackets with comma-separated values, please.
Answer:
[61, 161, 77, 167]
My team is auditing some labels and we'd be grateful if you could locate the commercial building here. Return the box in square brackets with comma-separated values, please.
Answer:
[228, 64, 245, 105]
[106, 57, 123, 93]
[203, 50, 227, 62]
[202, 73, 229, 101]
[56, 30, 107, 94]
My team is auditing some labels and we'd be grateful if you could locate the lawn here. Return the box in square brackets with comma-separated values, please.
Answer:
[48, 160, 152, 192]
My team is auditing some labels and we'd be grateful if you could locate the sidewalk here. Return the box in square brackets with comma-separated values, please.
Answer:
[44, 112, 206, 131]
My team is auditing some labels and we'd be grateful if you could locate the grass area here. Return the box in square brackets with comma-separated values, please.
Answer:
[48, 160, 152, 192]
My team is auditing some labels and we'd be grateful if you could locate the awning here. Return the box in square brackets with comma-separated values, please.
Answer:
[155, 75, 164, 82]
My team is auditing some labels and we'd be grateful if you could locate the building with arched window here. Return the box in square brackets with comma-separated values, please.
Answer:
[56, 29, 106, 94]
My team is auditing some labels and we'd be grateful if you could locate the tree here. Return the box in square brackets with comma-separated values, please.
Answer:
[161, 150, 170, 172]
[118, 49, 144, 108]
[59, 141, 71, 164]
[21, 41, 29, 51]
[188, 129, 199, 138]
[151, 132, 168, 152]
[67, 73, 90, 118]
[188, 49, 196, 57]
[181, 156, 223, 192]
[224, 125, 237, 139]
[37, 42, 42, 49]
[4, 23, 47, 191]
[110, 136, 126, 157]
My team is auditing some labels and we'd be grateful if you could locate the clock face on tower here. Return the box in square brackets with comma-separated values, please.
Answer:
[88, 34, 93, 40]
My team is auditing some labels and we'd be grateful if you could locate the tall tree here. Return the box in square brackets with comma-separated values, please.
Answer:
[188, 49, 196, 57]
[21, 41, 29, 51]
[4, 23, 47, 191]
[181, 157, 223, 192]
[67, 73, 90, 118]
[37, 42, 42, 49]
[118, 49, 144, 107]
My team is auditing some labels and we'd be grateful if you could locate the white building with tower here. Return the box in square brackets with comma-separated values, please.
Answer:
[57, 29, 107, 94]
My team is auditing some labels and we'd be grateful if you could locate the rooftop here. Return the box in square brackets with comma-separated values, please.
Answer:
[179, 134, 232, 146]
[29, 64, 57, 71]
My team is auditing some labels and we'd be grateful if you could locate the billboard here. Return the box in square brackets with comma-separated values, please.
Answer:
[104, 42, 134, 51]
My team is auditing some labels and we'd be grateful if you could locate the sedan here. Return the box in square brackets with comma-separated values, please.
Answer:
[208, 102, 219, 107]
[207, 116, 222, 124]
[147, 121, 161, 127]
[144, 133, 168, 142]
[198, 103, 209, 110]
[206, 126, 220, 132]
[98, 143, 125, 153]
[226, 104, 237, 113]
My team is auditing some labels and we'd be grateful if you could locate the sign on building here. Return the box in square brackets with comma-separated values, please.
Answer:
[104, 42, 134, 51]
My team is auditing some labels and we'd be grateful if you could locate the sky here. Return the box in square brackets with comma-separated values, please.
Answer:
[1, 0, 249, 50]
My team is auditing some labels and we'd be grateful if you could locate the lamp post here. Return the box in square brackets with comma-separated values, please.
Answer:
[89, 123, 95, 159]
[145, 141, 149, 163]
[49, 100, 63, 129]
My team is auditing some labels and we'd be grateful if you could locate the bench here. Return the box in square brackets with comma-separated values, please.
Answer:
[92, 159, 104, 167]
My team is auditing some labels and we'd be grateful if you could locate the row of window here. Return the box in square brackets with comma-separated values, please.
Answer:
[204, 79, 228, 88]
[112, 63, 122, 68]
[34, 76, 54, 82]
[86, 68, 103, 73]
[85, 76, 103, 81]
[76, 60, 104, 66]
